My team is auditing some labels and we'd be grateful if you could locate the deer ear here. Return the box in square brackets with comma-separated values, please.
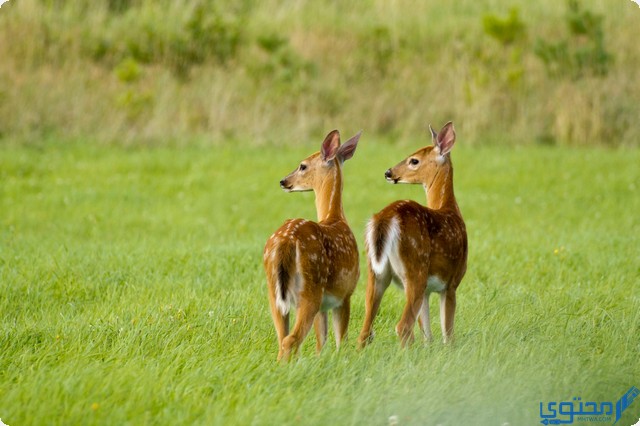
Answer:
[321, 130, 340, 161]
[429, 124, 438, 144]
[435, 121, 456, 156]
[336, 130, 362, 163]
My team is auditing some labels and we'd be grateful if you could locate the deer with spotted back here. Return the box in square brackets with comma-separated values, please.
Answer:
[358, 122, 467, 348]
[263, 130, 361, 361]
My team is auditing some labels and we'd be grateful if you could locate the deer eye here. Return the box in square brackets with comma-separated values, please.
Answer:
[409, 158, 419, 166]
[299, 164, 307, 171]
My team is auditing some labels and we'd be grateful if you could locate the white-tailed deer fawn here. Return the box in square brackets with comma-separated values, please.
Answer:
[358, 122, 467, 348]
[263, 130, 361, 361]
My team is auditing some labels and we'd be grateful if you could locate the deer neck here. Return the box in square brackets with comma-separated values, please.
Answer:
[314, 162, 345, 222]
[424, 163, 459, 213]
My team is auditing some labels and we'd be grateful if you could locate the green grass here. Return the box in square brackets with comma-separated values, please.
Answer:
[1, 141, 639, 425]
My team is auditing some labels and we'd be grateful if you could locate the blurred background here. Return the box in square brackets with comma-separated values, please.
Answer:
[0, 0, 637, 147]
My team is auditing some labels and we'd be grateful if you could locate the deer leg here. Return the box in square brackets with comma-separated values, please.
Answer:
[396, 277, 427, 348]
[280, 292, 322, 361]
[332, 296, 350, 348]
[314, 311, 328, 354]
[357, 264, 391, 348]
[267, 278, 290, 360]
[417, 291, 433, 343]
[440, 289, 456, 344]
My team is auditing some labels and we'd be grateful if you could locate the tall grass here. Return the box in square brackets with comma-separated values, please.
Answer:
[0, 140, 638, 424]
[0, 0, 638, 146]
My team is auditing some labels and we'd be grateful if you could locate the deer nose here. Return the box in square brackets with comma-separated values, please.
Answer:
[279, 179, 286, 188]
[385, 169, 392, 179]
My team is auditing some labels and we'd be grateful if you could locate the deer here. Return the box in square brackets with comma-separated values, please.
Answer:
[263, 129, 362, 361]
[357, 121, 467, 348]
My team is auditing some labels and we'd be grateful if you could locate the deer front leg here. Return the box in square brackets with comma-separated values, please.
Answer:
[267, 279, 290, 360]
[396, 276, 427, 348]
[358, 265, 391, 349]
[314, 311, 328, 354]
[417, 292, 433, 343]
[280, 292, 322, 361]
[332, 296, 350, 348]
[440, 288, 456, 344]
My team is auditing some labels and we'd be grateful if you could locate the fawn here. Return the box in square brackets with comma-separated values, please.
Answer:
[263, 130, 361, 361]
[358, 122, 467, 348]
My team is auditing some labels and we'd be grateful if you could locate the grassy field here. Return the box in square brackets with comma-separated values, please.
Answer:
[1, 0, 639, 146]
[1, 140, 638, 425]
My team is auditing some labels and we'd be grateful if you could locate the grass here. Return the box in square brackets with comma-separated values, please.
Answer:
[0, 0, 639, 146]
[1, 140, 639, 425]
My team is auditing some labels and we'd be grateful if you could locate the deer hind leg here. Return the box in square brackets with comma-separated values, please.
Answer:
[357, 264, 391, 348]
[280, 290, 322, 361]
[439, 288, 456, 344]
[267, 276, 290, 360]
[417, 291, 433, 343]
[396, 275, 427, 348]
[332, 296, 350, 349]
[314, 312, 328, 354]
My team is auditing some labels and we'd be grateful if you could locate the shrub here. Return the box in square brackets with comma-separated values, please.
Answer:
[482, 8, 526, 46]
[534, 0, 612, 79]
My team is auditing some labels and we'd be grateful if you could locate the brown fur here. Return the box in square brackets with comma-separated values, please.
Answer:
[358, 122, 468, 348]
[263, 130, 361, 361]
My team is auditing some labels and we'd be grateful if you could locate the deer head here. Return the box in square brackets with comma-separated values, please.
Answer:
[279, 130, 361, 192]
[384, 121, 456, 186]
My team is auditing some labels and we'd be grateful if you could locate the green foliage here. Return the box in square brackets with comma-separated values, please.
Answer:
[360, 25, 395, 76]
[250, 33, 317, 88]
[115, 88, 153, 120]
[106, 0, 135, 14]
[114, 57, 142, 83]
[482, 7, 527, 46]
[0, 142, 639, 424]
[256, 34, 288, 54]
[534, 0, 612, 79]
[181, 3, 242, 65]
[0, 0, 637, 146]
[78, 2, 245, 77]
[477, 8, 527, 110]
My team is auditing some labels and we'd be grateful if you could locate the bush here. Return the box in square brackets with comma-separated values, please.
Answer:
[482, 8, 526, 46]
[534, 0, 612, 79]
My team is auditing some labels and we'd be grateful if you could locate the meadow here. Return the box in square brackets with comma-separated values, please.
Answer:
[1, 140, 638, 425]
[1, 0, 639, 424]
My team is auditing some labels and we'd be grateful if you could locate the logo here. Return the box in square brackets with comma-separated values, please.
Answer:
[540, 386, 639, 424]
